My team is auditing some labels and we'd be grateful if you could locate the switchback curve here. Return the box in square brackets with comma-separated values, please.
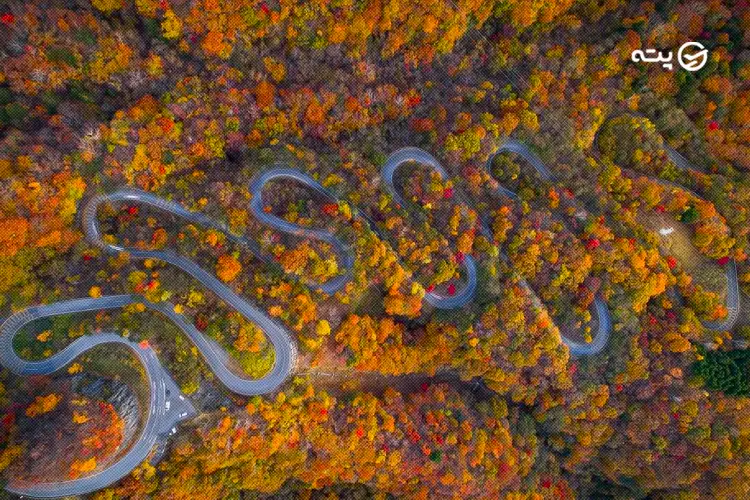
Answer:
[663, 145, 741, 331]
[596, 114, 740, 331]
[248, 167, 354, 295]
[485, 139, 613, 356]
[82, 190, 298, 394]
[381, 147, 479, 309]
[0, 296, 195, 498]
[0, 189, 299, 497]
[2, 142, 618, 497]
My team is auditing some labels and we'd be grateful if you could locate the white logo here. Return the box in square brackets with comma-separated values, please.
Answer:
[631, 48, 673, 70]
[631, 42, 709, 72]
[677, 41, 708, 72]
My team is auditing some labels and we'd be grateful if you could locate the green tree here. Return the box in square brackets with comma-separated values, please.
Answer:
[693, 346, 750, 396]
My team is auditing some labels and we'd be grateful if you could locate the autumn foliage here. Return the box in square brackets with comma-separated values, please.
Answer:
[0, 0, 749, 498]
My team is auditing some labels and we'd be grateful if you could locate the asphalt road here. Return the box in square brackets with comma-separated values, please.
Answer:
[597, 113, 741, 332]
[486, 139, 612, 356]
[380, 144, 610, 354]
[83, 190, 298, 396]
[663, 146, 741, 331]
[2, 142, 619, 497]
[0, 190, 298, 498]
[381, 147, 479, 309]
[248, 168, 354, 295]
[0, 296, 195, 499]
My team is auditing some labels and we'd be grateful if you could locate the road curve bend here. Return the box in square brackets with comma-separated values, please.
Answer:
[597, 114, 741, 332]
[486, 139, 613, 356]
[598, 113, 741, 332]
[662, 146, 741, 331]
[381, 147, 478, 309]
[3, 143, 622, 496]
[248, 167, 354, 295]
[0, 296, 195, 498]
[82, 190, 297, 394]
[0, 189, 300, 497]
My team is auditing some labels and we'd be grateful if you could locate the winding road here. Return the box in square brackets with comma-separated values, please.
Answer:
[486, 139, 613, 356]
[379, 144, 611, 355]
[597, 114, 740, 331]
[248, 168, 354, 295]
[0, 296, 196, 498]
[381, 148, 478, 309]
[2, 143, 615, 497]
[82, 190, 298, 396]
[1, 190, 298, 498]
[663, 145, 741, 331]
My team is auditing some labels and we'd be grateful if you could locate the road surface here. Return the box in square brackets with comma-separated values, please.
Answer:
[664, 143, 706, 174]
[380, 144, 610, 354]
[248, 168, 354, 295]
[0, 296, 195, 498]
[663, 146, 741, 331]
[0, 190, 299, 498]
[381, 147, 478, 309]
[2, 142, 620, 497]
[82, 190, 298, 396]
[597, 113, 741, 332]
[485, 139, 612, 356]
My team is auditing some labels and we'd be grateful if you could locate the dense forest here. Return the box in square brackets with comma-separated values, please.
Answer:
[0, 0, 749, 498]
